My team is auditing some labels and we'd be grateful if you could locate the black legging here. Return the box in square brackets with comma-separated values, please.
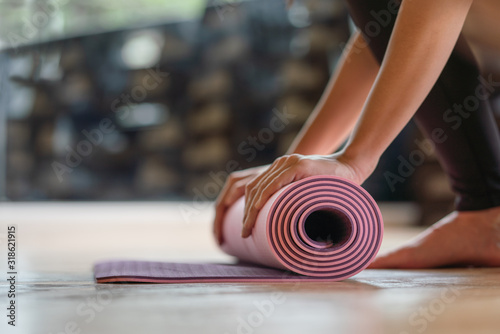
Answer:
[344, 0, 500, 211]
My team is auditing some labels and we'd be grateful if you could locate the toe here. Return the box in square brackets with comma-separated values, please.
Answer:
[368, 248, 413, 269]
[368, 254, 394, 269]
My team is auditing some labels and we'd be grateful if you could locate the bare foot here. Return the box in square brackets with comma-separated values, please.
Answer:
[369, 206, 500, 269]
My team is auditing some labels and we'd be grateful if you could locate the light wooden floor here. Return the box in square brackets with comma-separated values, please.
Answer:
[1, 202, 499, 334]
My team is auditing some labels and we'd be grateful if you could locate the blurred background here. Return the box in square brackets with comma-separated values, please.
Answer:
[1, 0, 498, 225]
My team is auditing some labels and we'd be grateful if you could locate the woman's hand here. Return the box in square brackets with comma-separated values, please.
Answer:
[241, 153, 373, 238]
[214, 165, 269, 245]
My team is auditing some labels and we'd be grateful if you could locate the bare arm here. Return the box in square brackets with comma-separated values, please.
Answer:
[214, 30, 379, 244]
[343, 0, 474, 175]
[242, 0, 474, 237]
[287, 30, 379, 155]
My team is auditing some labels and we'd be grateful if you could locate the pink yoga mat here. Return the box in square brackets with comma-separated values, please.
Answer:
[95, 176, 383, 283]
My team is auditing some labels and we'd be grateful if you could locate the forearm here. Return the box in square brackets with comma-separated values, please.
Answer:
[342, 0, 474, 177]
[287, 30, 379, 155]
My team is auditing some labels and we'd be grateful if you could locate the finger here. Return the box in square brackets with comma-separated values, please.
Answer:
[244, 155, 301, 222]
[213, 202, 227, 245]
[213, 174, 245, 245]
[242, 165, 299, 238]
[243, 163, 277, 209]
[255, 165, 304, 210]
[243, 164, 278, 222]
[213, 165, 271, 245]
[242, 166, 293, 238]
[214, 192, 232, 245]
[243, 158, 288, 222]
[215, 178, 249, 244]
[214, 173, 256, 242]
[224, 177, 253, 206]
[243, 164, 288, 226]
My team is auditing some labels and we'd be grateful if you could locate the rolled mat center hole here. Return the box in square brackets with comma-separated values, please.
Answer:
[304, 209, 352, 247]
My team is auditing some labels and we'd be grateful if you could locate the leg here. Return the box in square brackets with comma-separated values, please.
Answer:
[343, 0, 500, 267]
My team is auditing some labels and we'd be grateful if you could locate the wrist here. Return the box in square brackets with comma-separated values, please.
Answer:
[335, 146, 380, 183]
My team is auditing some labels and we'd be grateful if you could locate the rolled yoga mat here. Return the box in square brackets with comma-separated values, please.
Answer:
[94, 176, 383, 283]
